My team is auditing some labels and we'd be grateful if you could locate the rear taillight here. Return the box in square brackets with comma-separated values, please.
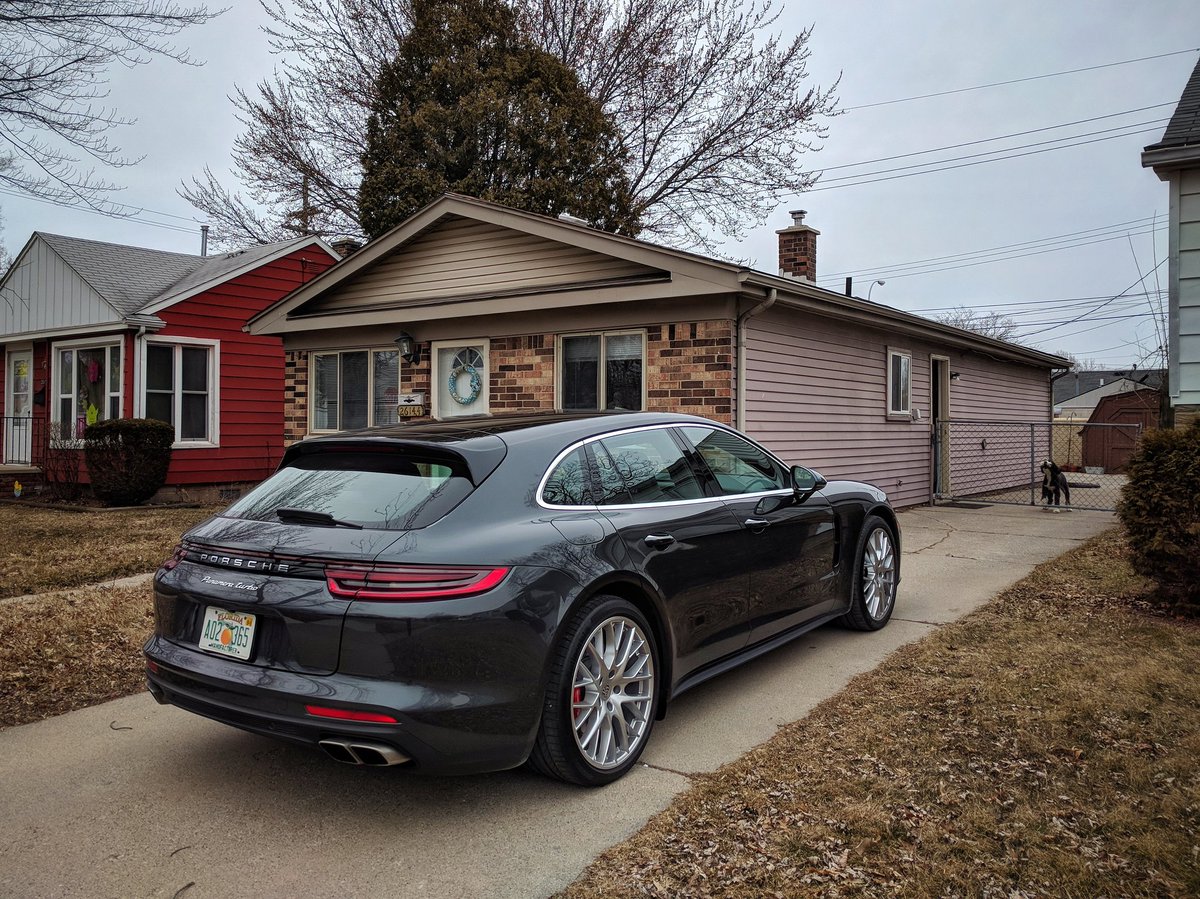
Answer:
[305, 704, 398, 724]
[160, 545, 186, 572]
[325, 565, 510, 601]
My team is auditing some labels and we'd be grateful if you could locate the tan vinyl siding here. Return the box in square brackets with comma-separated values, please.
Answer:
[0, 237, 119, 337]
[314, 216, 661, 312]
[744, 307, 1051, 508]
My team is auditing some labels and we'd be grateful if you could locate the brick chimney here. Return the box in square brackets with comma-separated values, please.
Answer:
[777, 209, 819, 281]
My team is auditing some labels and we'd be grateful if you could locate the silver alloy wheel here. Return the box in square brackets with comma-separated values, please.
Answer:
[570, 615, 655, 770]
[862, 527, 897, 619]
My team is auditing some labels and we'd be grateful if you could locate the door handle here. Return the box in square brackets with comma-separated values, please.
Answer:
[744, 518, 771, 532]
[644, 534, 675, 549]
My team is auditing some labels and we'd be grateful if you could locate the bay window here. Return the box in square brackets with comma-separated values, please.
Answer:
[53, 341, 122, 439]
[311, 349, 400, 431]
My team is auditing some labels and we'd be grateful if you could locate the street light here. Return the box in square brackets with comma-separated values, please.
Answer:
[867, 279, 886, 301]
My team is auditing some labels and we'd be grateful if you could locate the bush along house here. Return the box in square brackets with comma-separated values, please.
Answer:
[248, 194, 1068, 509]
[0, 232, 339, 499]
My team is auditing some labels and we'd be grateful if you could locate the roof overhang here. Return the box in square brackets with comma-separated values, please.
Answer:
[1140, 144, 1200, 179]
[739, 271, 1071, 370]
[138, 236, 340, 316]
[247, 194, 742, 335]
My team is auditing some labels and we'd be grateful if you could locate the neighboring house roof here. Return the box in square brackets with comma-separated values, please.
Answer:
[1055, 377, 1162, 414]
[1142, 56, 1200, 169]
[0, 232, 339, 341]
[38, 232, 202, 317]
[1052, 369, 1164, 404]
[250, 193, 1071, 370]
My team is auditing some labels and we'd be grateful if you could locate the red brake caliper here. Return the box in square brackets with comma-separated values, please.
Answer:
[572, 686, 583, 719]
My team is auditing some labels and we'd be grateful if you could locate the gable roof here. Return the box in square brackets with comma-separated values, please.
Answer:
[0, 232, 339, 341]
[1052, 369, 1164, 404]
[37, 232, 202, 317]
[1142, 55, 1200, 170]
[250, 193, 1069, 370]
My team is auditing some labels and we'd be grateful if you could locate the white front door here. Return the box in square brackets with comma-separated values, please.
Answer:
[4, 350, 33, 464]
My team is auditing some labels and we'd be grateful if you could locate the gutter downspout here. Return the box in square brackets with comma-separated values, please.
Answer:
[132, 325, 146, 418]
[736, 286, 777, 432]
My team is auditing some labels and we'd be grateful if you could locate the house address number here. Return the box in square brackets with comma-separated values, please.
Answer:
[396, 392, 426, 418]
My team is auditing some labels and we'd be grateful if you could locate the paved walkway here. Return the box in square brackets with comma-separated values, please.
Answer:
[0, 504, 1114, 898]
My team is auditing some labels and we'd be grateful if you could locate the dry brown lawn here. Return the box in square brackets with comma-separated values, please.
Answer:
[0, 503, 216, 598]
[561, 529, 1200, 899]
[0, 583, 155, 727]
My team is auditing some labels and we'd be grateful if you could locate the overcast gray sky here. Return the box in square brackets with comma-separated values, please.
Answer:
[2, 0, 1198, 368]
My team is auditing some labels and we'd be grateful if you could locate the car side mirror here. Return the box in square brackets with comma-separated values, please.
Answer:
[791, 466, 827, 502]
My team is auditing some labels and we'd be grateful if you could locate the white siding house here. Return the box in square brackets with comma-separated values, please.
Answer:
[1142, 57, 1200, 424]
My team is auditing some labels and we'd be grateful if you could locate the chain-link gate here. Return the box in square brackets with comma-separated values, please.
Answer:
[932, 420, 1142, 511]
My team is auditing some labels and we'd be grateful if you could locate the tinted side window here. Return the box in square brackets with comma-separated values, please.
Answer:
[542, 447, 593, 506]
[598, 429, 703, 504]
[590, 441, 633, 505]
[678, 426, 786, 495]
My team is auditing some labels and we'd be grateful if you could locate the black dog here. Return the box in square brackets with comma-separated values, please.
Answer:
[1040, 459, 1071, 507]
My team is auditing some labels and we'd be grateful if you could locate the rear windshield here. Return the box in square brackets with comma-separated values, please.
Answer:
[223, 451, 474, 530]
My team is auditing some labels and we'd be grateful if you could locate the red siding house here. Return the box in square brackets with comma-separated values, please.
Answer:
[247, 194, 1068, 508]
[0, 233, 339, 497]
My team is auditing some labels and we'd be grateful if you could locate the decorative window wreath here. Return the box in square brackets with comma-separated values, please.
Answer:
[448, 363, 482, 405]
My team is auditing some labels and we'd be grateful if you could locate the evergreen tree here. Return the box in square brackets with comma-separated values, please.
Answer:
[357, 0, 639, 239]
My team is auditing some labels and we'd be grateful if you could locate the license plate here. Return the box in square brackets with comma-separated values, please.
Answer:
[198, 606, 257, 661]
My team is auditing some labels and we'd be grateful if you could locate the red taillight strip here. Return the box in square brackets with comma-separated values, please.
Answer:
[305, 704, 398, 724]
[325, 565, 510, 601]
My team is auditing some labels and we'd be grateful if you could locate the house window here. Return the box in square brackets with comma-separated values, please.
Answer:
[560, 331, 644, 412]
[53, 341, 122, 439]
[311, 349, 400, 431]
[144, 341, 218, 444]
[432, 340, 488, 419]
[887, 348, 912, 418]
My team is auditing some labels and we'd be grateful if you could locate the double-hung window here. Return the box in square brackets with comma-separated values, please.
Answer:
[887, 348, 912, 419]
[311, 349, 400, 431]
[559, 331, 644, 412]
[53, 340, 122, 439]
[144, 340, 218, 444]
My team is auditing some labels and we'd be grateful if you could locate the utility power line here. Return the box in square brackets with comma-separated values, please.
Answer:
[821, 104, 1175, 173]
[845, 48, 1199, 110]
[807, 125, 1164, 192]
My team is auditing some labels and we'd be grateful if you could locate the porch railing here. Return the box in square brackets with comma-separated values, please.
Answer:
[1, 416, 45, 467]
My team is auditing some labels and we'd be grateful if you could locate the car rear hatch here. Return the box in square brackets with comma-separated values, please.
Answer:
[155, 435, 506, 675]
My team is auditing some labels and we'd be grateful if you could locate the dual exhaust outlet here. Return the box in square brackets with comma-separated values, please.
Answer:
[319, 738, 410, 767]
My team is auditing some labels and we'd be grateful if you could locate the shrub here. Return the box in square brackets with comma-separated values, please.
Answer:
[1117, 419, 1200, 611]
[83, 419, 175, 506]
[41, 430, 82, 502]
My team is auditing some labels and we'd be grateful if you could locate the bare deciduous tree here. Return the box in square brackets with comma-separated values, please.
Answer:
[0, 1, 220, 211]
[935, 306, 1021, 342]
[181, 0, 837, 251]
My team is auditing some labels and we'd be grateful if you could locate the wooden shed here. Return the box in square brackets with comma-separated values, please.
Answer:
[1082, 387, 1159, 472]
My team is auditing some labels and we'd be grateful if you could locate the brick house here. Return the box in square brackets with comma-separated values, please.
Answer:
[250, 194, 1067, 508]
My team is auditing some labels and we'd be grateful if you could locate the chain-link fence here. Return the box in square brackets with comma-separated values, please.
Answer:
[933, 420, 1141, 511]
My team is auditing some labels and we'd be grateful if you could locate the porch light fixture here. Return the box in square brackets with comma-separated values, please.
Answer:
[394, 331, 419, 365]
[950, 371, 962, 382]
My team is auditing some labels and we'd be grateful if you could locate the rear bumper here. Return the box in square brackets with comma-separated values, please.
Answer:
[144, 638, 541, 774]
[143, 565, 583, 775]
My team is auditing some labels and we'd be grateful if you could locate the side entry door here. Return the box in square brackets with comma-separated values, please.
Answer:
[676, 426, 838, 645]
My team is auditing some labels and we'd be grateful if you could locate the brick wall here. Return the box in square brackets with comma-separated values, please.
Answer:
[491, 334, 555, 411]
[280, 319, 736, 438]
[645, 320, 734, 423]
[283, 350, 308, 444]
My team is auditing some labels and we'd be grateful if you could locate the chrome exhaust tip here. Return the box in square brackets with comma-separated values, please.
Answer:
[318, 739, 410, 767]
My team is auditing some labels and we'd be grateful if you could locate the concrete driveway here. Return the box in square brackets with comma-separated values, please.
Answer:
[0, 504, 1113, 899]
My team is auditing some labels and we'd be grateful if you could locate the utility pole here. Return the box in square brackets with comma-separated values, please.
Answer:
[284, 174, 318, 235]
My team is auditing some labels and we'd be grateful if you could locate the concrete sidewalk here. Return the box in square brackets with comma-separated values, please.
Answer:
[0, 504, 1113, 899]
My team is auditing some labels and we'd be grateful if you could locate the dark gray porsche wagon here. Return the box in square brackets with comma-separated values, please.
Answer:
[145, 412, 899, 785]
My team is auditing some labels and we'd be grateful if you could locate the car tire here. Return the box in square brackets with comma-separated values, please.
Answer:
[840, 515, 898, 631]
[528, 596, 659, 786]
